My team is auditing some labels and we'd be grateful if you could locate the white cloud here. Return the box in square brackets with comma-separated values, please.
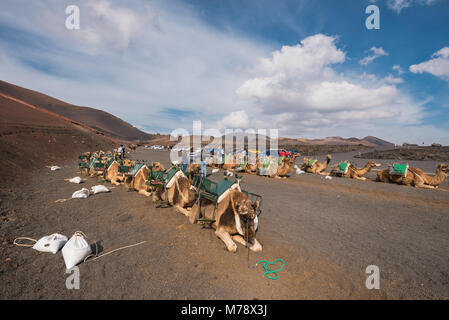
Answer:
[216, 110, 250, 129]
[384, 74, 404, 84]
[392, 64, 404, 75]
[387, 0, 439, 13]
[235, 34, 439, 142]
[359, 47, 389, 65]
[409, 47, 449, 82]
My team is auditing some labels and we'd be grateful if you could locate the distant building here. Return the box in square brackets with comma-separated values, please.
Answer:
[431, 143, 442, 147]
[402, 142, 418, 147]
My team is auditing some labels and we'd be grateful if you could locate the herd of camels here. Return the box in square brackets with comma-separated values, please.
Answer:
[77, 147, 448, 252]
[211, 152, 448, 190]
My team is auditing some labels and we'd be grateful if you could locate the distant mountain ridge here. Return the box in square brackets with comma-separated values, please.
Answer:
[0, 80, 153, 141]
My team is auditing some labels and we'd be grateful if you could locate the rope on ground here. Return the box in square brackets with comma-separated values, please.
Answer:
[255, 259, 285, 280]
[13, 237, 37, 247]
[84, 241, 147, 263]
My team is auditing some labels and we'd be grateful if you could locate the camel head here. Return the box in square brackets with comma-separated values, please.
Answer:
[437, 163, 449, 173]
[234, 198, 259, 244]
[187, 164, 201, 175]
[291, 152, 300, 161]
[152, 162, 166, 172]
[367, 160, 382, 168]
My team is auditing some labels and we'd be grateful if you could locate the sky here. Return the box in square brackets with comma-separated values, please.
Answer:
[0, 0, 448, 144]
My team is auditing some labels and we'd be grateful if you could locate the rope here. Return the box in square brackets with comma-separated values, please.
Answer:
[84, 241, 147, 262]
[54, 198, 72, 203]
[13, 237, 37, 247]
[13, 231, 146, 264]
[255, 259, 285, 280]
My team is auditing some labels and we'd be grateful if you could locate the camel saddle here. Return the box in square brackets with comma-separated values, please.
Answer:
[307, 159, 317, 168]
[336, 162, 350, 174]
[389, 164, 408, 177]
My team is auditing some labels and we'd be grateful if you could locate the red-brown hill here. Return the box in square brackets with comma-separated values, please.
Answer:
[0, 80, 153, 142]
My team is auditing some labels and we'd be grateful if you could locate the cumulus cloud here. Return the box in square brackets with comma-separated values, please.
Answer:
[359, 47, 389, 65]
[216, 110, 250, 129]
[236, 34, 427, 139]
[409, 47, 449, 82]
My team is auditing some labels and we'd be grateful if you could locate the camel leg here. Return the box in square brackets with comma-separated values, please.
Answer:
[174, 205, 191, 217]
[413, 175, 435, 189]
[318, 171, 329, 176]
[215, 228, 237, 252]
[353, 176, 367, 181]
[232, 235, 263, 252]
[138, 189, 152, 197]
[111, 178, 121, 186]
[188, 205, 199, 224]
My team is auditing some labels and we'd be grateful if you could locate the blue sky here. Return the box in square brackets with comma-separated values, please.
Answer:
[0, 0, 448, 144]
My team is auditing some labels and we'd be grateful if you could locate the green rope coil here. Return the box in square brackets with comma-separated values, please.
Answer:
[256, 259, 285, 280]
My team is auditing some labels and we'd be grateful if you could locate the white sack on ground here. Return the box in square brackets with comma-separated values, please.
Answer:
[90, 185, 110, 194]
[62, 232, 92, 269]
[68, 177, 83, 184]
[72, 188, 90, 199]
[32, 233, 68, 254]
[50, 166, 61, 171]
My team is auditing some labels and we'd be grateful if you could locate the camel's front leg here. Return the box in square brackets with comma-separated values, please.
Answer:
[215, 228, 237, 252]
[232, 235, 263, 252]
[318, 171, 329, 176]
[138, 189, 152, 197]
[413, 175, 435, 189]
[111, 178, 122, 186]
[174, 205, 191, 217]
[353, 175, 367, 181]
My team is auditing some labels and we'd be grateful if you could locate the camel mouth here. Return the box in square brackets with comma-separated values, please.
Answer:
[375, 163, 382, 167]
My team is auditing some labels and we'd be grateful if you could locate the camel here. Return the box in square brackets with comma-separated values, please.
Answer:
[124, 162, 166, 195]
[377, 163, 449, 189]
[128, 144, 136, 152]
[301, 154, 332, 175]
[221, 154, 240, 171]
[104, 160, 125, 186]
[88, 158, 108, 177]
[330, 160, 381, 180]
[187, 188, 262, 252]
[268, 154, 299, 179]
[185, 163, 201, 182]
[244, 159, 261, 175]
[152, 170, 197, 215]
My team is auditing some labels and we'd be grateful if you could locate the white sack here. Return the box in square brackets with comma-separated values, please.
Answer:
[62, 232, 92, 269]
[212, 169, 219, 174]
[90, 185, 110, 194]
[72, 188, 90, 199]
[50, 166, 61, 171]
[32, 233, 68, 254]
[69, 176, 83, 184]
